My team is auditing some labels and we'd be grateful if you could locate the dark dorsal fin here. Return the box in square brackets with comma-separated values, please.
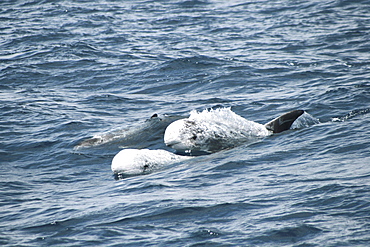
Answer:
[264, 110, 304, 133]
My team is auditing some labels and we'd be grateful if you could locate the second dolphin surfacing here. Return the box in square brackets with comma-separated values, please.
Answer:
[164, 108, 304, 154]
[111, 148, 190, 176]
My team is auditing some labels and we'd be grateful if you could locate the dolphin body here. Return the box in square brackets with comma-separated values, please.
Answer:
[111, 148, 189, 176]
[164, 108, 304, 154]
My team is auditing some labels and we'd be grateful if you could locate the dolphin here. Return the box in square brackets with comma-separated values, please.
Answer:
[111, 148, 189, 176]
[164, 108, 304, 154]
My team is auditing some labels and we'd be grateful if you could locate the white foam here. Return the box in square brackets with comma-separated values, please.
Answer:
[164, 108, 269, 153]
[189, 108, 269, 137]
[291, 111, 320, 129]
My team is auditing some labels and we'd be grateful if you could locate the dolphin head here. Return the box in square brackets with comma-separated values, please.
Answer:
[164, 119, 202, 153]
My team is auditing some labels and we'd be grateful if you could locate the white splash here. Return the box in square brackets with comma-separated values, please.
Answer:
[164, 108, 270, 154]
[291, 111, 320, 128]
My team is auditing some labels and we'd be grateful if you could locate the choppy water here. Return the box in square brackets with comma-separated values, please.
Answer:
[1, 0, 370, 246]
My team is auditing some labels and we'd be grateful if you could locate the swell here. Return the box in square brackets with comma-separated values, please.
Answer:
[95, 201, 268, 227]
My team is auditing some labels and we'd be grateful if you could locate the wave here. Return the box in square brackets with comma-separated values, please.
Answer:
[332, 108, 370, 122]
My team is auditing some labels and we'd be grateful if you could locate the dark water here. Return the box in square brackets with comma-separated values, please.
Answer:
[1, 0, 370, 246]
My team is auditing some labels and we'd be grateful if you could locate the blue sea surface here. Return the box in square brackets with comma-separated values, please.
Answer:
[1, 0, 370, 246]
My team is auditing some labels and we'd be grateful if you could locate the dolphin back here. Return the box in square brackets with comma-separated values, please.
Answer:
[264, 110, 305, 133]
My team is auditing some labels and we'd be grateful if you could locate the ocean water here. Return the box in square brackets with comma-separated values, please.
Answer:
[1, 0, 370, 246]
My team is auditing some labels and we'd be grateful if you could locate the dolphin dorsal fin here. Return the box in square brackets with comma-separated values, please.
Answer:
[264, 110, 304, 133]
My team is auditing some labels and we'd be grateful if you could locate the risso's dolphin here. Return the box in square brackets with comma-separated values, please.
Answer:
[164, 108, 304, 154]
[111, 149, 190, 176]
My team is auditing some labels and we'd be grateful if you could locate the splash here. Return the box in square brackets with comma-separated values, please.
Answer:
[291, 111, 320, 129]
[164, 108, 270, 154]
[188, 108, 270, 138]
[331, 108, 370, 122]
